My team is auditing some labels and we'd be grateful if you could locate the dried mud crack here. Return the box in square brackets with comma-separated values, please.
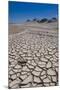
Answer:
[8, 30, 58, 88]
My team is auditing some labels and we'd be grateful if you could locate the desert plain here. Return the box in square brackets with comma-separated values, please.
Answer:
[8, 21, 58, 88]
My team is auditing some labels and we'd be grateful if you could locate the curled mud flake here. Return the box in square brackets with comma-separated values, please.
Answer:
[47, 68, 56, 75]
[41, 70, 46, 76]
[41, 57, 48, 62]
[32, 70, 40, 76]
[9, 78, 21, 87]
[14, 64, 21, 69]
[35, 66, 42, 71]
[46, 61, 52, 68]
[21, 74, 32, 84]
[22, 66, 30, 71]
[11, 74, 16, 80]
[9, 70, 14, 75]
[43, 77, 51, 83]
[34, 76, 41, 83]
[20, 74, 27, 80]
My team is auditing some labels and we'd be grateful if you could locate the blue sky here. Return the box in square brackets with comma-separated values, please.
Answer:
[9, 1, 58, 24]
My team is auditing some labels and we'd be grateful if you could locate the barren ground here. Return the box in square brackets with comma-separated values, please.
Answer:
[8, 22, 58, 88]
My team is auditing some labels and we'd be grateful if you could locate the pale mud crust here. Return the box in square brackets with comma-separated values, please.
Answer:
[8, 29, 58, 89]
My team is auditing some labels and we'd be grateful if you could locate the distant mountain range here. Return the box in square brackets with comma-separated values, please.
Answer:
[26, 17, 58, 23]
[9, 17, 58, 24]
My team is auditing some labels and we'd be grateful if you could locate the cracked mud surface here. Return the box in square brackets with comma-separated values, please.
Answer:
[8, 29, 58, 88]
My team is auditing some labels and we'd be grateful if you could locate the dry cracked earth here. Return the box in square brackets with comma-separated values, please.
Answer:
[8, 28, 58, 88]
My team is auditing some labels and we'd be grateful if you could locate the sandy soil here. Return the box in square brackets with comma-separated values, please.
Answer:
[9, 22, 58, 35]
